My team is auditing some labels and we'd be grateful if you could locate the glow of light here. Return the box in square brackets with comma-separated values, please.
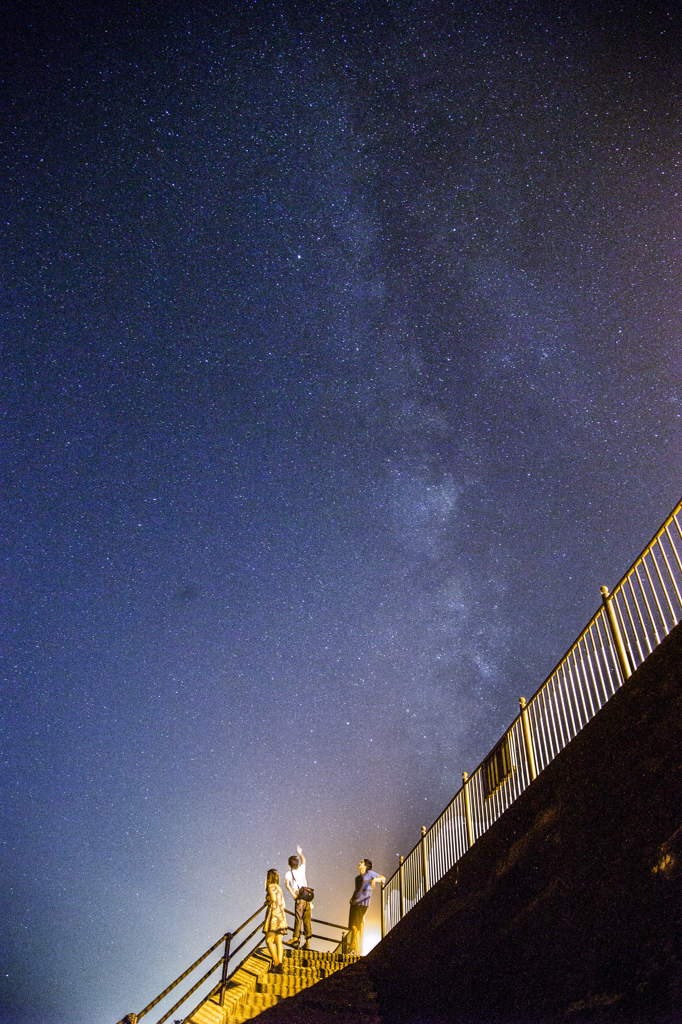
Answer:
[362, 924, 381, 955]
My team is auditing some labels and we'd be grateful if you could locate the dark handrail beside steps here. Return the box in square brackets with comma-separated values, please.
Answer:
[117, 902, 347, 1024]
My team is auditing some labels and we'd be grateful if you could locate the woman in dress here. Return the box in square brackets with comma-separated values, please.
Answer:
[263, 868, 287, 972]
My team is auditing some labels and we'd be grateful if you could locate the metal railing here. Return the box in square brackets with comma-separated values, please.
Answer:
[382, 496, 682, 934]
[117, 903, 347, 1024]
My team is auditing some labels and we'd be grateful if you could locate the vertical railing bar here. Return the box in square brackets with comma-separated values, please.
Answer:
[561, 659, 580, 735]
[532, 679, 548, 761]
[585, 614, 606, 696]
[471, 775, 482, 840]
[572, 645, 592, 723]
[442, 808, 450, 875]
[673, 511, 682, 545]
[498, 764, 506, 812]
[449, 804, 458, 871]
[641, 557, 667, 637]
[605, 608, 624, 692]
[532, 696, 548, 770]
[436, 818, 446, 882]
[449, 802, 459, 868]
[650, 546, 676, 625]
[553, 669, 571, 746]
[509, 728, 519, 796]
[593, 615, 612, 694]
[583, 636, 601, 712]
[540, 693, 553, 768]
[471, 773, 484, 842]
[471, 770, 481, 843]
[440, 811, 446, 876]
[577, 638, 602, 712]
[574, 644, 595, 721]
[612, 589, 638, 673]
[532, 696, 550, 770]
[510, 727, 521, 797]
[553, 670, 569, 744]
[421, 826, 429, 896]
[480, 773, 491, 837]
[579, 638, 601, 713]
[599, 607, 623, 688]
[462, 773, 473, 850]
[518, 723, 528, 791]
[588, 622, 610, 704]
[509, 727, 519, 795]
[624, 576, 649, 660]
[519, 717, 532, 788]
[558, 661, 577, 739]
[479, 776, 488, 832]
[543, 682, 560, 759]
[445, 805, 455, 871]
[446, 802, 456, 872]
[664, 523, 682, 582]
[662, 526, 682, 609]
[499, 773, 507, 812]
[434, 821, 446, 884]
[535, 690, 551, 764]
[519, 702, 536, 785]
[634, 564, 661, 645]
[486, 774, 496, 829]
[494, 773, 502, 821]
[486, 780, 494, 828]
[431, 830, 440, 887]
[610, 585, 638, 671]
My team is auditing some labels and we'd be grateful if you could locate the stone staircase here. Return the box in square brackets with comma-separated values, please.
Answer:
[188, 946, 359, 1024]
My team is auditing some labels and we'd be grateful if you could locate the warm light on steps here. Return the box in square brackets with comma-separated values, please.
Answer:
[225, 948, 359, 1024]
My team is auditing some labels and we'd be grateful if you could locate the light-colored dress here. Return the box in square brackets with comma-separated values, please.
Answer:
[263, 882, 287, 934]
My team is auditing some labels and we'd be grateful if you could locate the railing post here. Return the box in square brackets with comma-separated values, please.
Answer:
[380, 882, 385, 939]
[462, 772, 474, 849]
[519, 697, 537, 782]
[420, 825, 429, 895]
[398, 855, 405, 920]
[601, 586, 632, 681]
[218, 932, 232, 1006]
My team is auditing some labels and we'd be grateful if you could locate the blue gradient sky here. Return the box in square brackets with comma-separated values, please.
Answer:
[2, 2, 681, 1022]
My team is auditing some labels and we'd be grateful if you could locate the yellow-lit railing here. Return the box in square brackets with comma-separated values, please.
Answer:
[116, 904, 347, 1024]
[382, 497, 682, 933]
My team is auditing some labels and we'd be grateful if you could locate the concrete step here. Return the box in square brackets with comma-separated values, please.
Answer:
[256, 975, 325, 996]
[230, 959, 383, 1024]
[223, 948, 359, 1024]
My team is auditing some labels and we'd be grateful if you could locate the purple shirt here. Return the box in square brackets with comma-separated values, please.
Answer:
[351, 869, 379, 906]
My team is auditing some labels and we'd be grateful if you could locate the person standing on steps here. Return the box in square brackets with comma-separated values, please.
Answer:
[263, 868, 286, 973]
[284, 844, 313, 950]
[347, 858, 385, 956]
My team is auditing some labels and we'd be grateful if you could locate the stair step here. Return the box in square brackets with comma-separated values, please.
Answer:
[257, 977, 321, 996]
[194, 947, 360, 1024]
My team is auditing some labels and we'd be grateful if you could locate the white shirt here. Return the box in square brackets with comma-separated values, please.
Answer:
[285, 863, 307, 897]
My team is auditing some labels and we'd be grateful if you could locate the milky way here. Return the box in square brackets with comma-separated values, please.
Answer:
[2, 3, 681, 1022]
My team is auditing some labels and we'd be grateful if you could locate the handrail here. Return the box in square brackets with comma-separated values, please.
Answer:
[118, 902, 349, 1024]
[116, 903, 266, 1024]
[382, 496, 682, 934]
[284, 906, 347, 942]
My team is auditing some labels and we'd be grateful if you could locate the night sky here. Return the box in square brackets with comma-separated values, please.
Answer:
[2, 2, 682, 1022]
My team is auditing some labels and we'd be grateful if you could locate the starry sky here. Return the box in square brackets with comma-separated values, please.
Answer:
[2, 2, 682, 1022]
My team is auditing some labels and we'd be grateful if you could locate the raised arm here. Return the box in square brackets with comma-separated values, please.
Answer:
[296, 844, 306, 867]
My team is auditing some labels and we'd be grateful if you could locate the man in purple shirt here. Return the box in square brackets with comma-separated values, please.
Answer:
[346, 858, 385, 956]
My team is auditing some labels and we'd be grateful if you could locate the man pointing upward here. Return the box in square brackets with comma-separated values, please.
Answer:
[284, 844, 312, 950]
